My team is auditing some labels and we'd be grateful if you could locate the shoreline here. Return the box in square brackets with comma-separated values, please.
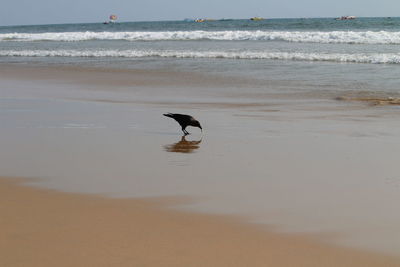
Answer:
[2, 177, 399, 266]
[0, 63, 255, 89]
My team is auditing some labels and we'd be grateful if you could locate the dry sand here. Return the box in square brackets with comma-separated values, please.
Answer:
[1, 177, 399, 267]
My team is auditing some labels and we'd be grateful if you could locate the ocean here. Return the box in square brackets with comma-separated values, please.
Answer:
[2, 17, 400, 63]
[1, 17, 400, 94]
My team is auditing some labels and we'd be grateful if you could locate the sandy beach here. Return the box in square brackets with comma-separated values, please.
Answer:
[1, 63, 400, 265]
[2, 177, 400, 266]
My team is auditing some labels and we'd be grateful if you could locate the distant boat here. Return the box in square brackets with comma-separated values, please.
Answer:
[250, 17, 264, 21]
[104, 14, 117, 24]
[335, 16, 356, 20]
[194, 18, 215, 22]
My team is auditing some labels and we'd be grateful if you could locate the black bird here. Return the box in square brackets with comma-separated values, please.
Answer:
[163, 113, 202, 135]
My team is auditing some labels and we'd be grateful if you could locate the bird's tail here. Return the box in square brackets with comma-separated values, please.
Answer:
[163, 113, 174, 118]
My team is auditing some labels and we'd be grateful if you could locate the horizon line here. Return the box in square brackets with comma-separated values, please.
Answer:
[0, 15, 397, 28]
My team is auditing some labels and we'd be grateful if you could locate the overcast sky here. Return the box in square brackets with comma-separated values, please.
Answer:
[1, 0, 399, 26]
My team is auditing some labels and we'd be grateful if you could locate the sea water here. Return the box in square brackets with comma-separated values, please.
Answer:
[2, 18, 400, 63]
[1, 17, 400, 93]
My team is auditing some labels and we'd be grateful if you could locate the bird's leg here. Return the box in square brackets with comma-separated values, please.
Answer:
[182, 127, 189, 135]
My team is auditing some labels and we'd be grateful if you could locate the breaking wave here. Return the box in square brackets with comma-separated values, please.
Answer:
[2, 49, 400, 64]
[2, 30, 400, 44]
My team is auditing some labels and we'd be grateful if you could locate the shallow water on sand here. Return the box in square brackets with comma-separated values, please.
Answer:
[1, 64, 400, 256]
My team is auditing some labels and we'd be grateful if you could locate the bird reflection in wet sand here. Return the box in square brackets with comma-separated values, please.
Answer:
[164, 135, 202, 153]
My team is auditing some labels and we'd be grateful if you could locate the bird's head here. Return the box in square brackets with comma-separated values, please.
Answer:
[193, 120, 202, 131]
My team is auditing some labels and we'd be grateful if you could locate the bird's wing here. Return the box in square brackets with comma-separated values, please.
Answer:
[172, 114, 192, 120]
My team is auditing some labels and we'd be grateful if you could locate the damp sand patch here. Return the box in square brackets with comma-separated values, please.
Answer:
[336, 96, 400, 106]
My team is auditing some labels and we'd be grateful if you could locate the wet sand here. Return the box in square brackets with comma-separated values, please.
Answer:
[2, 177, 400, 267]
[1, 63, 400, 263]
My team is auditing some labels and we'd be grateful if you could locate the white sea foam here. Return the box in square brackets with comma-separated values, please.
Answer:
[2, 30, 400, 44]
[1, 49, 400, 64]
